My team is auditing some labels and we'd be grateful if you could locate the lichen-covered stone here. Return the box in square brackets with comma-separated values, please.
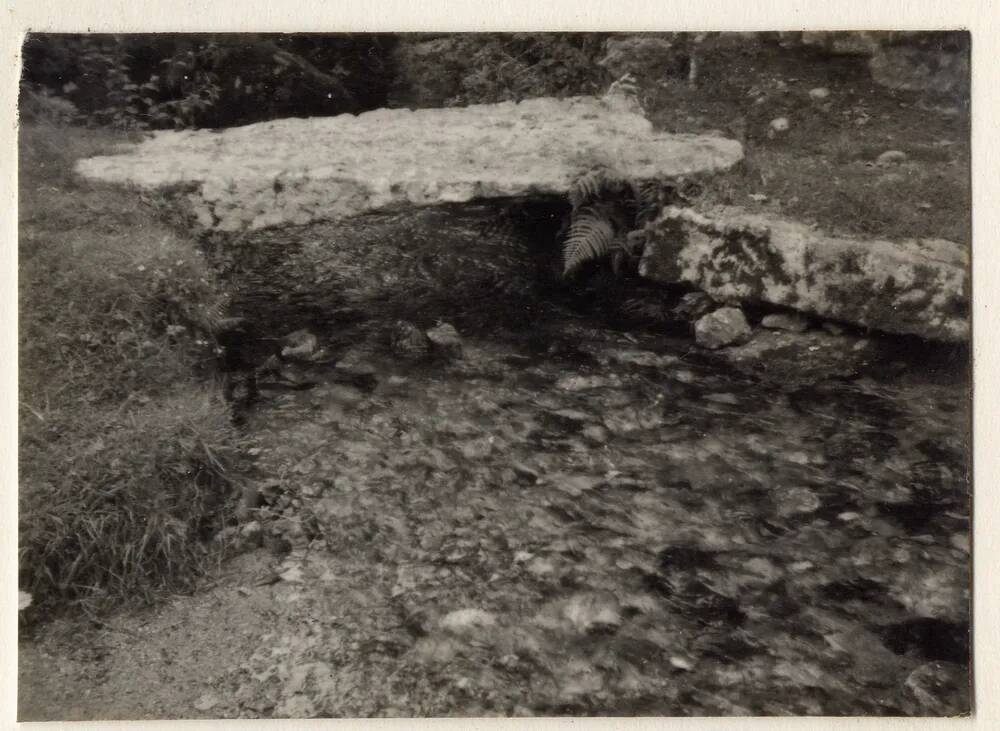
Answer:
[639, 206, 968, 342]
[76, 96, 742, 233]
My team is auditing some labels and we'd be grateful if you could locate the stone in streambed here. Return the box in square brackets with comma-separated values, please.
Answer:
[694, 307, 752, 349]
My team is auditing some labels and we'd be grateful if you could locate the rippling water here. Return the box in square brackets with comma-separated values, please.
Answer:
[208, 208, 970, 716]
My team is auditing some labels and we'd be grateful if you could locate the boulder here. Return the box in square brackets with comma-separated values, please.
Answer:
[76, 96, 742, 233]
[694, 307, 752, 349]
[638, 206, 968, 342]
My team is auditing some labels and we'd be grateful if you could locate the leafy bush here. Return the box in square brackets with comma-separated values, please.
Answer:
[450, 33, 611, 105]
[19, 121, 249, 617]
[18, 86, 79, 125]
[389, 33, 614, 108]
[20, 33, 398, 130]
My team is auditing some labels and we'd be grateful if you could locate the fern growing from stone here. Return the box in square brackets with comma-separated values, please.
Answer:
[561, 167, 682, 278]
[562, 206, 619, 277]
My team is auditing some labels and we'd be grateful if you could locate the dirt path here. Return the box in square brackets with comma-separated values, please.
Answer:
[19, 321, 970, 719]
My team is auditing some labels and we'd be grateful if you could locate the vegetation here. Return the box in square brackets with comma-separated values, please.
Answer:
[432, 33, 612, 106]
[20, 33, 398, 130]
[562, 167, 702, 278]
[18, 121, 250, 618]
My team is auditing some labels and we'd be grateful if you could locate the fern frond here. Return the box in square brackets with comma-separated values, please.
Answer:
[568, 168, 630, 210]
[606, 73, 639, 98]
[568, 170, 606, 210]
[562, 207, 618, 277]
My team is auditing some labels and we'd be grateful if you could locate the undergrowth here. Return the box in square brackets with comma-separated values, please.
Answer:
[18, 121, 249, 619]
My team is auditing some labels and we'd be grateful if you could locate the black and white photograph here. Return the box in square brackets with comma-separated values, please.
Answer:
[13, 24, 975, 720]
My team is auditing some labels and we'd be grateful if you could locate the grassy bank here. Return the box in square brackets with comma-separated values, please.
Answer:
[18, 121, 249, 619]
[644, 42, 970, 244]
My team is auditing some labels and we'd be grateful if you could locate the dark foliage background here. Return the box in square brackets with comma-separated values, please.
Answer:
[20, 33, 400, 129]
[18, 32, 649, 129]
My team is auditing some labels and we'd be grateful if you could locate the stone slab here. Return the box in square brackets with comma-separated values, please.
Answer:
[638, 206, 968, 342]
[76, 96, 743, 233]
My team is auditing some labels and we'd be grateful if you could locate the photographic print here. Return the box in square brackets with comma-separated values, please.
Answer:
[16, 31, 971, 719]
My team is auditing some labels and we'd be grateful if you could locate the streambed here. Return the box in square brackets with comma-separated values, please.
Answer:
[206, 205, 971, 716]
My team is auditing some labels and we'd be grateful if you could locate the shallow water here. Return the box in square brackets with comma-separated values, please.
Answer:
[227, 311, 970, 717]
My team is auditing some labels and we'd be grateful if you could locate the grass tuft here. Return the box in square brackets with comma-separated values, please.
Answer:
[19, 121, 249, 618]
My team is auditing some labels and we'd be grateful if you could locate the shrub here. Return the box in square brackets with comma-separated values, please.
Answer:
[389, 33, 614, 108]
[20, 33, 399, 130]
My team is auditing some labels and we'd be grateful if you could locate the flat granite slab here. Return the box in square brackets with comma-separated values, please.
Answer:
[75, 96, 743, 232]
[639, 206, 969, 342]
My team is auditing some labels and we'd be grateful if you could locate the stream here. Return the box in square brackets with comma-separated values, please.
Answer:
[190, 203, 972, 717]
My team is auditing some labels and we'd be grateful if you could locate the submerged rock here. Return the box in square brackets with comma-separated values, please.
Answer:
[280, 329, 319, 361]
[905, 662, 970, 716]
[76, 96, 742, 233]
[722, 329, 872, 384]
[671, 291, 717, 322]
[390, 321, 431, 361]
[334, 348, 377, 377]
[439, 608, 497, 635]
[426, 323, 463, 360]
[694, 307, 752, 349]
[639, 206, 969, 342]
[761, 313, 810, 333]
